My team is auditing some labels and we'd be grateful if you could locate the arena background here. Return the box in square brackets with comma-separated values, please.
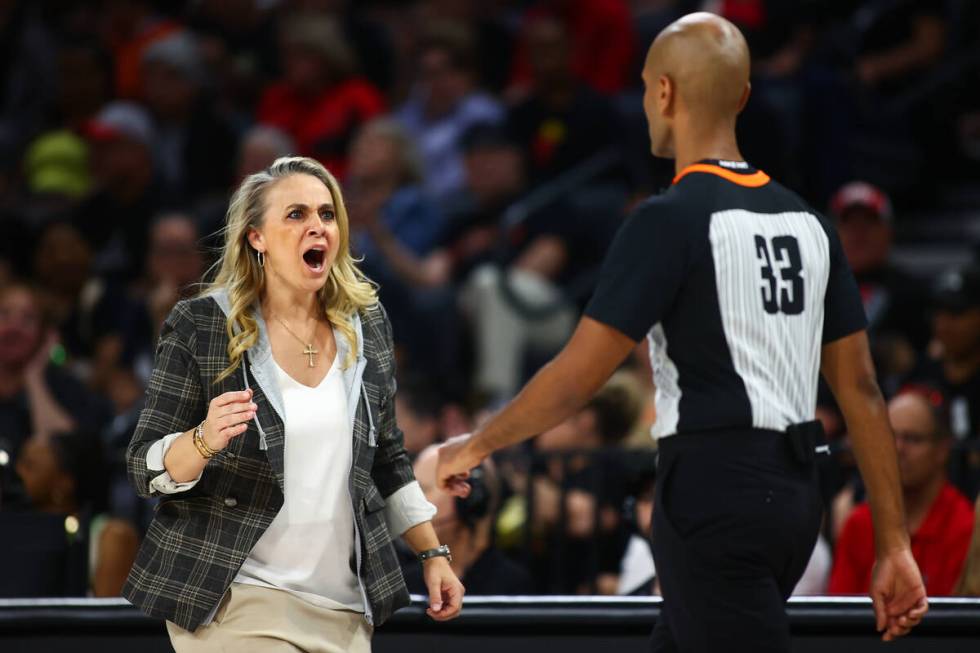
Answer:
[0, 0, 979, 650]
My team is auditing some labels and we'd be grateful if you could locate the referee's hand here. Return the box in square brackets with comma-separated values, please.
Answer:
[870, 548, 928, 641]
[436, 434, 483, 496]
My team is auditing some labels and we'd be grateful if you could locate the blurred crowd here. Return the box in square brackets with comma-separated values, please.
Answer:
[1, 0, 979, 601]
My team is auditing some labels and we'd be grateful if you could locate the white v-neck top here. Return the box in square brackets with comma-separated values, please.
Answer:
[234, 353, 363, 612]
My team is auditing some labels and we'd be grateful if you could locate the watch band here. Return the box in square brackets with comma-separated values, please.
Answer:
[418, 544, 452, 563]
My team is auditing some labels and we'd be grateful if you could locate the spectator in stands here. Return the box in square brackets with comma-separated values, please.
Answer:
[53, 40, 114, 134]
[257, 13, 384, 179]
[283, 0, 397, 95]
[396, 22, 504, 204]
[0, 284, 112, 478]
[415, 0, 515, 94]
[347, 118, 448, 369]
[31, 221, 131, 382]
[509, 0, 635, 96]
[348, 119, 445, 274]
[955, 496, 980, 596]
[101, 0, 182, 99]
[456, 125, 618, 401]
[236, 126, 296, 183]
[405, 445, 533, 594]
[13, 431, 138, 597]
[140, 30, 237, 206]
[505, 15, 619, 185]
[19, 131, 92, 229]
[848, 0, 947, 97]
[907, 263, 980, 496]
[74, 101, 161, 278]
[830, 392, 974, 596]
[119, 213, 205, 388]
[525, 373, 641, 593]
[830, 181, 929, 389]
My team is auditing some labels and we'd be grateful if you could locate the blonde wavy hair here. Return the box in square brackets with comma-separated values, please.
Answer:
[208, 156, 377, 382]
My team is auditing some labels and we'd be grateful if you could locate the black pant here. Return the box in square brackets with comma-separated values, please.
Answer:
[650, 428, 823, 653]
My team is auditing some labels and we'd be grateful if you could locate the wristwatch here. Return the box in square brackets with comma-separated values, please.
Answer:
[418, 544, 452, 564]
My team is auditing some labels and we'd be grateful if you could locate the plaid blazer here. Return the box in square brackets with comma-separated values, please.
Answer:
[123, 292, 416, 631]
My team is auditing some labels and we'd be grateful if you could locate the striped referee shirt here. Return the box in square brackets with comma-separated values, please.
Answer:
[586, 160, 867, 439]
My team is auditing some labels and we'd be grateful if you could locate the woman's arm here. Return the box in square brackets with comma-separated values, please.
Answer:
[401, 521, 464, 621]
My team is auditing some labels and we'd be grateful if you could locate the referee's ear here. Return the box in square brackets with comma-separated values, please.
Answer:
[657, 74, 675, 116]
[736, 82, 751, 114]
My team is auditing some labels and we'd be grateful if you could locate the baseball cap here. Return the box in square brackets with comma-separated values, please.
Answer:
[82, 101, 155, 149]
[829, 181, 893, 223]
[142, 30, 204, 83]
[932, 264, 980, 312]
[23, 131, 91, 198]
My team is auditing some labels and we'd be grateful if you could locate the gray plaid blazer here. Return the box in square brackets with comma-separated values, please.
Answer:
[123, 290, 416, 631]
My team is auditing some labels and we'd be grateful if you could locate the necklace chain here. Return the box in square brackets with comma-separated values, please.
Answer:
[276, 316, 320, 367]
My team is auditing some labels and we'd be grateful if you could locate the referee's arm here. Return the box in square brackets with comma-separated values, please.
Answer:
[821, 329, 929, 641]
[437, 316, 636, 472]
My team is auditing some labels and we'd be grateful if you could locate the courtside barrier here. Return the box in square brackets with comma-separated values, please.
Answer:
[1, 595, 978, 652]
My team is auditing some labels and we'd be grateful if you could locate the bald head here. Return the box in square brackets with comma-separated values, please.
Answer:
[646, 12, 749, 118]
[641, 13, 750, 157]
[889, 392, 950, 493]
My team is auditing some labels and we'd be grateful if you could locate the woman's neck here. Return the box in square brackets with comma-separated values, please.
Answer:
[260, 282, 322, 326]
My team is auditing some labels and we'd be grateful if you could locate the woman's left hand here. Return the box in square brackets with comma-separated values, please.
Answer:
[422, 557, 464, 621]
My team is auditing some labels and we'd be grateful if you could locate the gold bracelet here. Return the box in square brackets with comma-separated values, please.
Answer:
[191, 433, 212, 459]
[197, 421, 219, 456]
[193, 421, 217, 459]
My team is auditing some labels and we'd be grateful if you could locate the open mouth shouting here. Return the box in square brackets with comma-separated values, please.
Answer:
[302, 245, 327, 274]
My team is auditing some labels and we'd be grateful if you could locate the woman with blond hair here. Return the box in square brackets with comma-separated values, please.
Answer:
[123, 157, 463, 651]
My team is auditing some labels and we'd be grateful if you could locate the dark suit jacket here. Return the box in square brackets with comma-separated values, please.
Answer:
[123, 291, 416, 630]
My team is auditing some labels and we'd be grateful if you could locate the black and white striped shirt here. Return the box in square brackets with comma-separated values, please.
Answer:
[586, 160, 867, 439]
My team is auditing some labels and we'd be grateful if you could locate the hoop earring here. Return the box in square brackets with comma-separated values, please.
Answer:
[257, 251, 264, 268]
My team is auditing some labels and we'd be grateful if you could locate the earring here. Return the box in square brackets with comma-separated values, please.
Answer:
[257, 251, 264, 268]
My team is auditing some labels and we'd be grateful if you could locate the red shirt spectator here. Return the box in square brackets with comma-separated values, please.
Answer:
[257, 77, 384, 180]
[257, 12, 386, 179]
[510, 0, 636, 95]
[829, 482, 974, 596]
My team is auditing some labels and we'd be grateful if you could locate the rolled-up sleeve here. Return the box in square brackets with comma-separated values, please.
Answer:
[383, 480, 437, 537]
[146, 431, 204, 494]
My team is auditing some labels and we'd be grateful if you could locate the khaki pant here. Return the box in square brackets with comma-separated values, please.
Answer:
[166, 583, 372, 653]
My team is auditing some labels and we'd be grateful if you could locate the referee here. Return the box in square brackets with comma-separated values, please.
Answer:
[437, 12, 928, 652]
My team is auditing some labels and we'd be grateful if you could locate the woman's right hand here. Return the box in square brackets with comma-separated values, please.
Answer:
[202, 389, 256, 452]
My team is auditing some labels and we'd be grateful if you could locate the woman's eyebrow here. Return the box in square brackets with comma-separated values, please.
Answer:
[284, 202, 334, 211]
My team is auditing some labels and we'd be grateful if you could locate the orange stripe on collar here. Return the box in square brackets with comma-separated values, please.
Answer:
[672, 163, 771, 187]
